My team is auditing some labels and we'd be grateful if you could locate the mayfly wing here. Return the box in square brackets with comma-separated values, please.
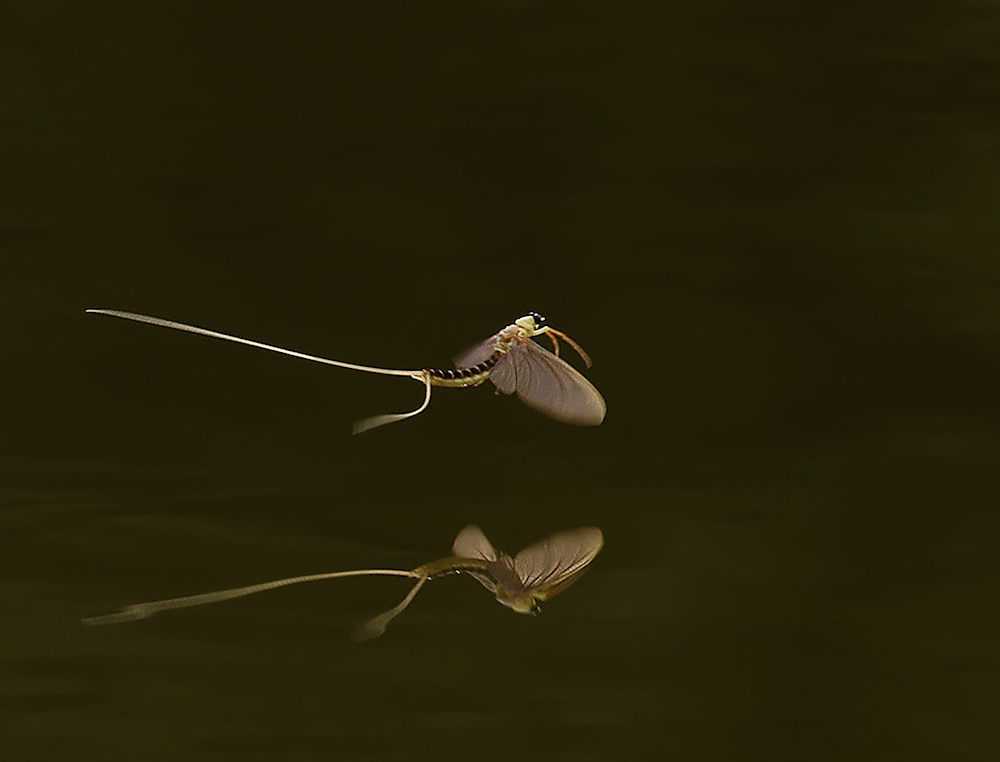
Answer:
[490, 339, 606, 426]
[513, 527, 604, 599]
[451, 525, 502, 593]
[452, 525, 499, 561]
[452, 333, 502, 370]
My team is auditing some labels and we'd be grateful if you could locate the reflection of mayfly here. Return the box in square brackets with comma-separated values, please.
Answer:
[86, 309, 606, 433]
[83, 525, 604, 640]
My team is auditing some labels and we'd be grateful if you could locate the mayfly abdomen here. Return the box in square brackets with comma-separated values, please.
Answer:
[426, 352, 501, 388]
[414, 556, 493, 579]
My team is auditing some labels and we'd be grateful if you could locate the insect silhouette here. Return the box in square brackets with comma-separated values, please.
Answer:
[86, 309, 606, 433]
[83, 525, 604, 640]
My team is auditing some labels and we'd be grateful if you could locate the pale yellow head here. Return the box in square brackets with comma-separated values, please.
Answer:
[514, 311, 548, 336]
[495, 590, 543, 615]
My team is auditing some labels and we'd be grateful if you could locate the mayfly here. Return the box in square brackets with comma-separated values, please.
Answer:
[85, 309, 606, 433]
[82, 525, 604, 640]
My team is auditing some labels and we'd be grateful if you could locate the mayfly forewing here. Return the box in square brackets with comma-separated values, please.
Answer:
[451, 525, 499, 561]
[452, 333, 502, 370]
[486, 350, 518, 395]
[501, 340, 606, 426]
[451, 525, 501, 593]
[513, 527, 604, 595]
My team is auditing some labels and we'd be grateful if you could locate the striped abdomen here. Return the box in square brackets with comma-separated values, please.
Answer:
[426, 351, 501, 388]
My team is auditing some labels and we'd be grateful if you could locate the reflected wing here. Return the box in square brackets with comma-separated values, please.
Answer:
[452, 525, 498, 561]
[452, 525, 501, 593]
[490, 339, 605, 425]
[513, 527, 604, 599]
[453, 333, 502, 370]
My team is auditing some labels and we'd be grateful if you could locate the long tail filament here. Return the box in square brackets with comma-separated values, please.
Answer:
[352, 576, 429, 641]
[82, 568, 419, 626]
[351, 371, 433, 435]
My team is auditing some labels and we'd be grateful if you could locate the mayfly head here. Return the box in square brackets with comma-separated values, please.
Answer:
[452, 525, 604, 616]
[495, 590, 543, 616]
[514, 312, 547, 335]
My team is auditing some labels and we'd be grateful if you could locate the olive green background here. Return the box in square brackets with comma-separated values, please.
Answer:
[3, 2, 999, 760]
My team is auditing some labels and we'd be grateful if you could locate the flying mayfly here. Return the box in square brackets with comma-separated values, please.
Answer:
[83, 525, 604, 640]
[86, 309, 606, 433]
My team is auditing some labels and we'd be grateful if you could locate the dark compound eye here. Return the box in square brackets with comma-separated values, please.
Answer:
[530, 312, 546, 325]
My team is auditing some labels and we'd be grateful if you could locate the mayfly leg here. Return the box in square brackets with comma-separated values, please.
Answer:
[547, 328, 592, 368]
[545, 330, 562, 357]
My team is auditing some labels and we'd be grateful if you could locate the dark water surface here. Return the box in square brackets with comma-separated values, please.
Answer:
[4, 2, 1000, 760]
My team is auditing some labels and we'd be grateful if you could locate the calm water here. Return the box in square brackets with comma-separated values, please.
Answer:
[4, 3, 999, 760]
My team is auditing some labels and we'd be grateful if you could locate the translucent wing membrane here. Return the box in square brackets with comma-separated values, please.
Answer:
[452, 525, 499, 561]
[489, 340, 606, 426]
[453, 334, 502, 370]
[451, 525, 507, 594]
[513, 527, 604, 598]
